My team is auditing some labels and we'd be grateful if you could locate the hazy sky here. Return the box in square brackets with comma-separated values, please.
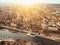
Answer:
[0, 0, 60, 4]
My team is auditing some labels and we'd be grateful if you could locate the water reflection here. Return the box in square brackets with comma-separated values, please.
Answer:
[0, 29, 32, 41]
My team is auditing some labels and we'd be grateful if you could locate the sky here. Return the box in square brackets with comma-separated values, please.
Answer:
[0, 0, 60, 4]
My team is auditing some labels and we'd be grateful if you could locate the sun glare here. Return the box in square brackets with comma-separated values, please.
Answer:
[21, 0, 33, 5]
[19, 0, 39, 6]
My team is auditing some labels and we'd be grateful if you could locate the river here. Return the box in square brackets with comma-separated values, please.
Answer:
[0, 29, 60, 45]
